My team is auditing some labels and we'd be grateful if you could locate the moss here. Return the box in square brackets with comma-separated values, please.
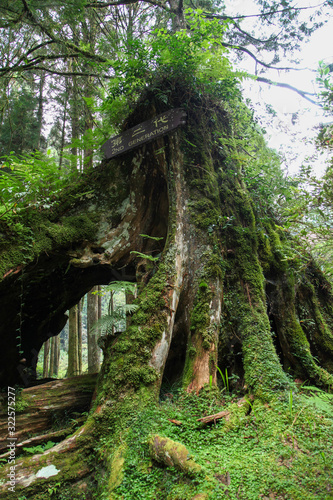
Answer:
[125, 365, 159, 388]
[190, 285, 212, 333]
[182, 343, 197, 388]
[257, 229, 273, 272]
[296, 279, 333, 365]
[188, 198, 221, 230]
[40, 214, 97, 246]
[220, 397, 251, 433]
[148, 434, 202, 477]
[0, 212, 98, 279]
[222, 264, 290, 396]
[108, 443, 127, 493]
[112, 339, 132, 353]
[205, 253, 225, 280]
[272, 272, 333, 388]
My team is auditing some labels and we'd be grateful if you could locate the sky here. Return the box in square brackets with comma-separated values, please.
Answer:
[224, 0, 333, 175]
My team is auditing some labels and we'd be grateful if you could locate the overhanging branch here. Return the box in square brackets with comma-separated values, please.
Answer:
[19, 0, 109, 65]
[203, 1, 327, 21]
[86, 0, 169, 10]
[256, 76, 320, 106]
[221, 42, 308, 72]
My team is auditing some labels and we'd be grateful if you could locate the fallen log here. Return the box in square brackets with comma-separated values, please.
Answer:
[0, 373, 97, 454]
[197, 396, 253, 426]
[197, 409, 230, 425]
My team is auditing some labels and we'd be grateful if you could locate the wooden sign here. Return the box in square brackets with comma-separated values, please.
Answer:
[102, 108, 187, 159]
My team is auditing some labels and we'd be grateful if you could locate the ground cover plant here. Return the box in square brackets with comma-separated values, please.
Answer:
[110, 384, 333, 500]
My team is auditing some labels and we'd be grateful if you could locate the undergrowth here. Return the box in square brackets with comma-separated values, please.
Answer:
[111, 387, 333, 500]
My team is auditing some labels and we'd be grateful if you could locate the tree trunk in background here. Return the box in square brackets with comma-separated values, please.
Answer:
[98, 286, 102, 319]
[69, 56, 79, 172]
[36, 70, 45, 150]
[109, 290, 115, 335]
[49, 335, 60, 378]
[42, 339, 50, 378]
[58, 87, 68, 170]
[83, 74, 94, 171]
[87, 287, 100, 373]
[82, 11, 96, 171]
[67, 305, 79, 377]
[77, 298, 83, 375]
[49, 337, 55, 377]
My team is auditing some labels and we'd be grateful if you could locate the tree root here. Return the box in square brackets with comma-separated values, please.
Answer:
[148, 434, 202, 477]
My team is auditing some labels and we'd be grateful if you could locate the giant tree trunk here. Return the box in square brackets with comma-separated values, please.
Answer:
[0, 80, 333, 498]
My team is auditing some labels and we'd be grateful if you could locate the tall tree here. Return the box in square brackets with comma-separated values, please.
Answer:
[42, 339, 50, 378]
[49, 334, 60, 377]
[67, 304, 79, 377]
[87, 287, 100, 373]
[77, 297, 83, 374]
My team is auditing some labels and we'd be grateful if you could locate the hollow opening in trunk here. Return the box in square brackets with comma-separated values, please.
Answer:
[160, 299, 188, 398]
[218, 337, 244, 391]
[0, 257, 138, 387]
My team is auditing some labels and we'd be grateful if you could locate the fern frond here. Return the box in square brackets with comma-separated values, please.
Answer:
[93, 281, 136, 296]
[91, 304, 138, 335]
[130, 251, 159, 262]
[139, 234, 164, 241]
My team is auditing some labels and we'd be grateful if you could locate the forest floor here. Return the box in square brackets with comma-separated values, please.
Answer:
[1, 381, 332, 499]
[112, 383, 333, 500]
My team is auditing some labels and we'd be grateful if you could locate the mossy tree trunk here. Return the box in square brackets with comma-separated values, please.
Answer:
[0, 81, 333, 498]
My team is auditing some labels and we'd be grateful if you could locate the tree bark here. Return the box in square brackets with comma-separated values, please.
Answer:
[77, 298, 83, 375]
[42, 339, 50, 378]
[68, 305, 79, 377]
[87, 287, 100, 373]
[49, 335, 60, 378]
[36, 70, 45, 150]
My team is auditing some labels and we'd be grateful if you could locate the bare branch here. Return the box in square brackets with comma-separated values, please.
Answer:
[31, 66, 115, 78]
[221, 42, 307, 72]
[26, 40, 56, 57]
[86, 0, 169, 10]
[231, 21, 281, 45]
[256, 76, 321, 106]
[203, 2, 327, 21]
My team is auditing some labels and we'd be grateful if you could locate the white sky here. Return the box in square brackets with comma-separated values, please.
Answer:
[224, 0, 333, 175]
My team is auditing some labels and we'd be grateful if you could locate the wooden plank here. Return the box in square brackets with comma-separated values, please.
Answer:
[102, 108, 187, 159]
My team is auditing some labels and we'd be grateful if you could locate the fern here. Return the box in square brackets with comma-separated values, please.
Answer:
[92, 303, 138, 335]
[92, 281, 136, 296]
[23, 441, 55, 454]
[130, 251, 160, 262]
[301, 385, 333, 416]
[139, 234, 164, 241]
